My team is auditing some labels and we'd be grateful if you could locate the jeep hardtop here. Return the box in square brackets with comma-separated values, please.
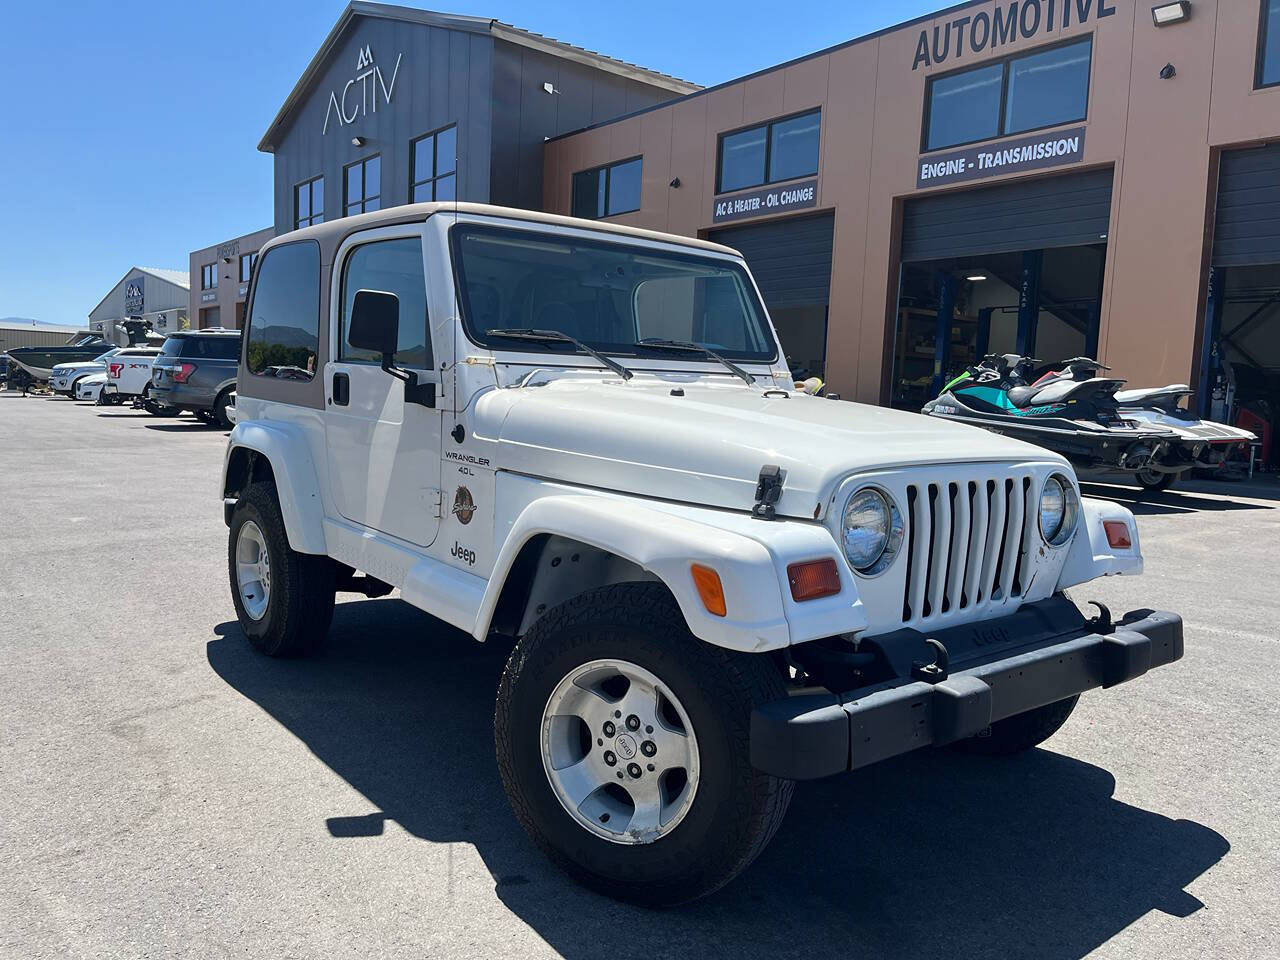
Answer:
[222, 202, 1182, 905]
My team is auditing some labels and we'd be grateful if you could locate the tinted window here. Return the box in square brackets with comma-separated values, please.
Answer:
[718, 126, 767, 193]
[768, 112, 821, 182]
[246, 241, 320, 380]
[924, 38, 1091, 151]
[411, 124, 458, 202]
[1005, 38, 1091, 135]
[717, 110, 820, 193]
[571, 157, 642, 220]
[340, 237, 432, 368]
[925, 63, 1003, 151]
[295, 176, 324, 229]
[452, 226, 776, 362]
[1260, 0, 1280, 87]
[345, 156, 381, 216]
[178, 336, 241, 360]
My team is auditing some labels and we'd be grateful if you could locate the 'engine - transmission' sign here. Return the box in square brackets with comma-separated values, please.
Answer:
[917, 127, 1085, 188]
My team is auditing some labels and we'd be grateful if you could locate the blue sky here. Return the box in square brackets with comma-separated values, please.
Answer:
[0, 0, 940, 325]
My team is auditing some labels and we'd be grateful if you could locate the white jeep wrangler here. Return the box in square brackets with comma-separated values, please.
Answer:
[222, 203, 1182, 905]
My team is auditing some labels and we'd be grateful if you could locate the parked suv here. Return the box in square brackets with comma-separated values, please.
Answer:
[221, 203, 1182, 905]
[152, 329, 241, 427]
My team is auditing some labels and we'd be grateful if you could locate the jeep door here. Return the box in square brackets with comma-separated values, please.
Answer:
[324, 227, 443, 548]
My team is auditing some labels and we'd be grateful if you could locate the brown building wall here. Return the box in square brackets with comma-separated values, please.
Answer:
[544, 0, 1280, 404]
[188, 227, 275, 330]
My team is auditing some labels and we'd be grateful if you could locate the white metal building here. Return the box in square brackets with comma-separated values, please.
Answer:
[88, 267, 190, 345]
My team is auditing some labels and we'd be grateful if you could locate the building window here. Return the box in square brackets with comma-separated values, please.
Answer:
[411, 125, 458, 202]
[245, 240, 321, 381]
[571, 157, 643, 219]
[1259, 0, 1280, 88]
[239, 252, 258, 284]
[294, 176, 324, 229]
[200, 263, 217, 290]
[923, 36, 1092, 152]
[716, 109, 820, 194]
[344, 155, 381, 217]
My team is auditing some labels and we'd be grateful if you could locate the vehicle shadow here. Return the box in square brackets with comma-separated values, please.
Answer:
[143, 422, 221, 432]
[207, 600, 1229, 960]
[1079, 482, 1272, 516]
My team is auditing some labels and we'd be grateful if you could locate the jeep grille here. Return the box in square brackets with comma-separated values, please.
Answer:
[901, 474, 1036, 624]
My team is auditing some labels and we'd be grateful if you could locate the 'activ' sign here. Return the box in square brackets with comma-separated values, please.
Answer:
[712, 179, 818, 224]
[917, 127, 1085, 187]
[323, 44, 403, 135]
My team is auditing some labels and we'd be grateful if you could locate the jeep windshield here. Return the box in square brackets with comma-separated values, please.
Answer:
[451, 224, 777, 363]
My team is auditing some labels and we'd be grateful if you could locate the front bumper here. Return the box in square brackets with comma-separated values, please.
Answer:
[751, 598, 1182, 779]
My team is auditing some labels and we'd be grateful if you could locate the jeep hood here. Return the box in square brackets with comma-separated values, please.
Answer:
[471, 376, 1062, 519]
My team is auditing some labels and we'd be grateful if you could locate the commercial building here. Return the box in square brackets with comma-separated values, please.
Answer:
[189, 227, 274, 329]
[539, 0, 1280, 457]
[0, 323, 88, 353]
[254, 2, 696, 235]
[88, 267, 189, 345]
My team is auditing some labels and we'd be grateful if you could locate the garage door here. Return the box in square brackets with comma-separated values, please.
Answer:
[901, 167, 1113, 263]
[1213, 145, 1280, 267]
[709, 212, 835, 308]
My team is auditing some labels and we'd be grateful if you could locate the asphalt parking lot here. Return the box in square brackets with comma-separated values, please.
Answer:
[1, 391, 1278, 960]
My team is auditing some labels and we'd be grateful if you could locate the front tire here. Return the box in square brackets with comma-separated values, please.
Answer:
[213, 390, 233, 429]
[227, 482, 335, 657]
[953, 695, 1080, 756]
[495, 582, 793, 906]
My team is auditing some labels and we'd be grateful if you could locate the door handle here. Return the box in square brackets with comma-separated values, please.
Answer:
[332, 371, 350, 406]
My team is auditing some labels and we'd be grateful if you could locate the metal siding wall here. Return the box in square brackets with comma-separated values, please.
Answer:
[710, 212, 836, 307]
[270, 21, 494, 236]
[1212, 145, 1280, 267]
[901, 168, 1114, 263]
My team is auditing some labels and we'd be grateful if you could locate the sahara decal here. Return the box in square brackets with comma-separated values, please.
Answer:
[452, 486, 476, 524]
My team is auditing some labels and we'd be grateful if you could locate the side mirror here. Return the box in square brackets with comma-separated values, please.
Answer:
[349, 289, 400, 362]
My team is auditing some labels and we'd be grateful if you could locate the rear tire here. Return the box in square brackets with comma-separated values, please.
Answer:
[495, 582, 793, 906]
[953, 695, 1080, 756]
[1136, 468, 1176, 492]
[227, 482, 335, 657]
[213, 390, 233, 429]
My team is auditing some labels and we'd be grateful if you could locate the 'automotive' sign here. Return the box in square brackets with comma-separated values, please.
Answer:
[712, 179, 817, 224]
[911, 0, 1116, 70]
[917, 127, 1085, 188]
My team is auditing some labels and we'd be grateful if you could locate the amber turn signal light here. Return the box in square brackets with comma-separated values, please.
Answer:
[690, 564, 727, 617]
[787, 558, 841, 602]
[1103, 520, 1132, 549]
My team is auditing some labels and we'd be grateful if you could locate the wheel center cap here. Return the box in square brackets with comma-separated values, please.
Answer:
[615, 733, 638, 760]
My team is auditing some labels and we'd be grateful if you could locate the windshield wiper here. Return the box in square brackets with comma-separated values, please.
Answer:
[637, 338, 756, 387]
[487, 328, 633, 380]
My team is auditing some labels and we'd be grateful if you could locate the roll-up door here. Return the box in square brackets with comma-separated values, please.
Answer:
[709, 212, 835, 378]
[901, 167, 1113, 263]
[710, 212, 835, 307]
[1212, 145, 1280, 267]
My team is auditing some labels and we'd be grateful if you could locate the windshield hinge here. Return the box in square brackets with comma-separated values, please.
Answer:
[429, 488, 443, 519]
[751, 464, 785, 521]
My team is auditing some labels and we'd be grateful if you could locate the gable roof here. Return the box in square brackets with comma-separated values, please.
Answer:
[88, 266, 190, 319]
[258, 2, 699, 152]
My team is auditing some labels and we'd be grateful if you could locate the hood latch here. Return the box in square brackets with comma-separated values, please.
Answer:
[751, 464, 785, 520]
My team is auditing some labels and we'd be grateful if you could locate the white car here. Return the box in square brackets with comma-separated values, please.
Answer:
[220, 203, 1183, 905]
[49, 349, 122, 396]
[75, 373, 107, 402]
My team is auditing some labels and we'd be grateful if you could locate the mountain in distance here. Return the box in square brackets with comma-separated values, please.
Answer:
[0, 317, 77, 328]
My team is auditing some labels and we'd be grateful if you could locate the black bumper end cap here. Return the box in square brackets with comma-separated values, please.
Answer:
[750, 694, 848, 781]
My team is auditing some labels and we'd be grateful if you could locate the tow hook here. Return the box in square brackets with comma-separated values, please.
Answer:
[1087, 601, 1115, 635]
[911, 638, 950, 684]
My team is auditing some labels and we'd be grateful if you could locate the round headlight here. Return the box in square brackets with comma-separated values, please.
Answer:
[1039, 474, 1078, 546]
[842, 486, 905, 575]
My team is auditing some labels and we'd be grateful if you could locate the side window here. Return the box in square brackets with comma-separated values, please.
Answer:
[245, 241, 321, 381]
[340, 237, 432, 368]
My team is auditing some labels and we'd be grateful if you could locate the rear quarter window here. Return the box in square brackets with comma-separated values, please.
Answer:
[245, 240, 322, 381]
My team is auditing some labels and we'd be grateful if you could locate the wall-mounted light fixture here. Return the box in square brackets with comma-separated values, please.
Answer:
[542, 82, 559, 95]
[1152, 1, 1190, 27]
[1159, 62, 1177, 79]
[965, 274, 987, 282]
[351, 135, 368, 147]
[669, 177, 681, 188]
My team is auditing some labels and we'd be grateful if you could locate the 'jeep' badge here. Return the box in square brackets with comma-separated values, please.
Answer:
[453, 487, 475, 525]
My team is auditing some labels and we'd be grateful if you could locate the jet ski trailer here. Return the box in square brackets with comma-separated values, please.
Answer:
[923, 355, 1184, 488]
[1115, 384, 1255, 488]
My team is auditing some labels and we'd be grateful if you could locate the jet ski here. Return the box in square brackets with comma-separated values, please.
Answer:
[1114, 384, 1255, 490]
[923, 354, 1184, 486]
